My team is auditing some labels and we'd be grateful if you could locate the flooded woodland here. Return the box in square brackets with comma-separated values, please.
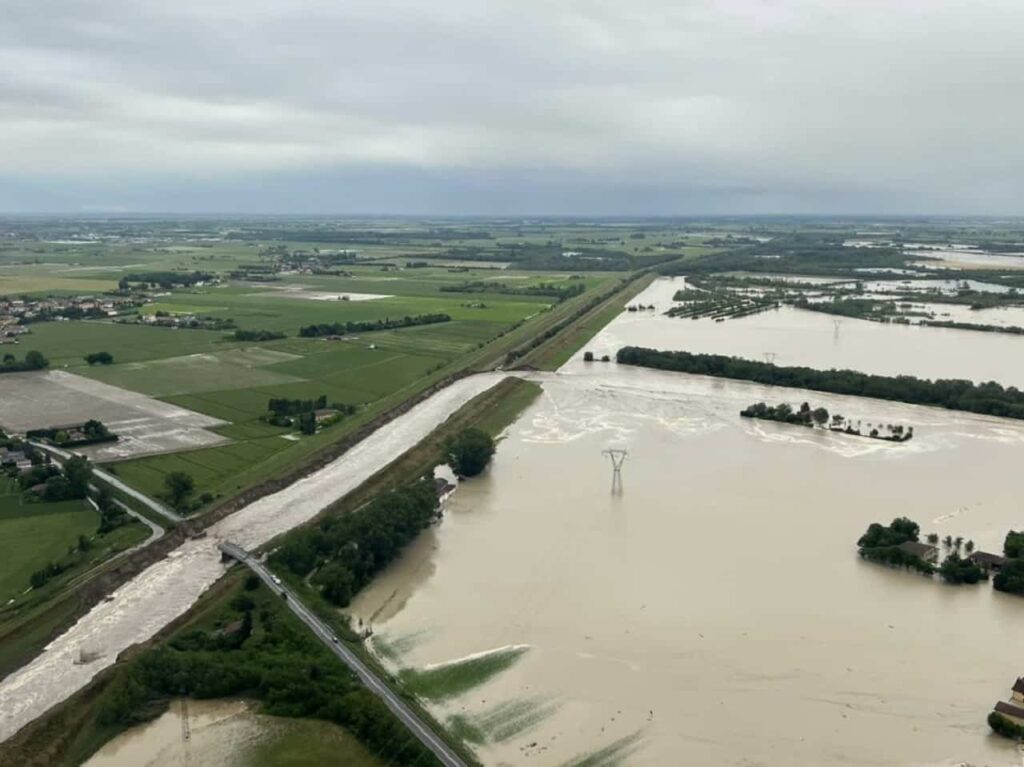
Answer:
[345, 279, 1024, 766]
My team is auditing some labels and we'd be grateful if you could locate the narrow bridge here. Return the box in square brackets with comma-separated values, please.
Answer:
[217, 542, 468, 767]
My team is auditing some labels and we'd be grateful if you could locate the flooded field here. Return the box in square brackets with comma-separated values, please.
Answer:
[83, 699, 380, 767]
[598, 278, 1024, 387]
[348, 279, 1024, 766]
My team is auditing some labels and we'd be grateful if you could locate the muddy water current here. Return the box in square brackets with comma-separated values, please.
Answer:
[346, 279, 1024, 766]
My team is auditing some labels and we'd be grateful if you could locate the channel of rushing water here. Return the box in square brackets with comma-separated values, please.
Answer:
[345, 279, 1024, 766]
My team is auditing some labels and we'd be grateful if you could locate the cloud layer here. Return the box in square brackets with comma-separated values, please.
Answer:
[3, 0, 1023, 214]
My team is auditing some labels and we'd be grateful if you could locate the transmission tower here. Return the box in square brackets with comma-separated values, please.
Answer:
[603, 448, 628, 494]
[763, 352, 777, 365]
[833, 318, 842, 338]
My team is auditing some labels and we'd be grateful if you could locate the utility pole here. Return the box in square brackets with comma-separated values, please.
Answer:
[603, 448, 628, 495]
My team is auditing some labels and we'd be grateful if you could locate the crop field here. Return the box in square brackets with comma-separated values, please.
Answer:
[0, 481, 96, 604]
[0, 217, 707, 503]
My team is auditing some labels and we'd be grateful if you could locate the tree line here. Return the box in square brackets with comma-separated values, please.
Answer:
[298, 313, 451, 337]
[96, 581, 436, 765]
[440, 280, 585, 301]
[0, 350, 48, 374]
[271, 477, 441, 608]
[617, 347, 1024, 420]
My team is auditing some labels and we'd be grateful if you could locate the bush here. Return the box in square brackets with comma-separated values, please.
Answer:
[1004, 530, 1024, 559]
[989, 711, 1024, 739]
[994, 558, 1024, 595]
[446, 428, 495, 478]
[938, 552, 986, 584]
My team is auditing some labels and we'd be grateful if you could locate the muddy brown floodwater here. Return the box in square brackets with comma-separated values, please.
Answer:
[348, 279, 1024, 766]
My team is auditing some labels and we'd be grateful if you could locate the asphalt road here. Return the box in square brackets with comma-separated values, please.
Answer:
[30, 440, 183, 522]
[219, 542, 468, 767]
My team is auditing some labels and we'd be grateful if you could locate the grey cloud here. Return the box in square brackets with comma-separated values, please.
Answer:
[1, 0, 1023, 213]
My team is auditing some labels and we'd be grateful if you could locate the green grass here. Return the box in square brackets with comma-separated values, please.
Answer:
[251, 719, 383, 767]
[517, 273, 655, 370]
[20, 321, 232, 368]
[398, 645, 529, 701]
[0, 482, 98, 603]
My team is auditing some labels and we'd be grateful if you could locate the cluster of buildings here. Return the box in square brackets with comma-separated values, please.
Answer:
[0, 447, 32, 473]
[1, 296, 139, 341]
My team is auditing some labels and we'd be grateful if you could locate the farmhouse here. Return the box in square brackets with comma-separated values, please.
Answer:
[1013, 677, 1024, 704]
[969, 551, 1007, 572]
[897, 541, 939, 563]
[994, 701, 1024, 726]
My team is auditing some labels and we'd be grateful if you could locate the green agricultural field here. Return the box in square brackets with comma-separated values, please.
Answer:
[18, 321, 232, 368]
[0, 480, 97, 603]
[2, 218, 679, 506]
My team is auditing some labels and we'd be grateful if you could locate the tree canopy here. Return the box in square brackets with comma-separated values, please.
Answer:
[445, 428, 495, 478]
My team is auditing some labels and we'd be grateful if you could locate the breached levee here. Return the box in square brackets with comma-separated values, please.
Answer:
[0, 372, 508, 743]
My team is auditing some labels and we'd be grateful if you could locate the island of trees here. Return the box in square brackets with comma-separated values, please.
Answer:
[740, 401, 913, 441]
[298, 313, 451, 337]
[617, 347, 1024, 420]
[856, 517, 985, 583]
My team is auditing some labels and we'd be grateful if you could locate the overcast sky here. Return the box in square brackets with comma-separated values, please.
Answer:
[3, 0, 1023, 215]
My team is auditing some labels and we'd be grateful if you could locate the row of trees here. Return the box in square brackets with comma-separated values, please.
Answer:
[233, 329, 286, 342]
[440, 280, 585, 301]
[617, 347, 1024, 421]
[298, 314, 451, 337]
[741, 401, 829, 427]
[271, 478, 441, 608]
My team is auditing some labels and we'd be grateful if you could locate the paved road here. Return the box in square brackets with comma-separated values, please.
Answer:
[219, 542, 467, 767]
[86, 493, 164, 547]
[30, 441, 183, 523]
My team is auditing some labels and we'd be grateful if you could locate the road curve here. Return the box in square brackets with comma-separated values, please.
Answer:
[30, 441, 182, 523]
[220, 543, 467, 767]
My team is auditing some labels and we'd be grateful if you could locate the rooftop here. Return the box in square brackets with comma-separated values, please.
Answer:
[994, 701, 1024, 720]
[897, 541, 938, 560]
[970, 551, 1007, 569]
